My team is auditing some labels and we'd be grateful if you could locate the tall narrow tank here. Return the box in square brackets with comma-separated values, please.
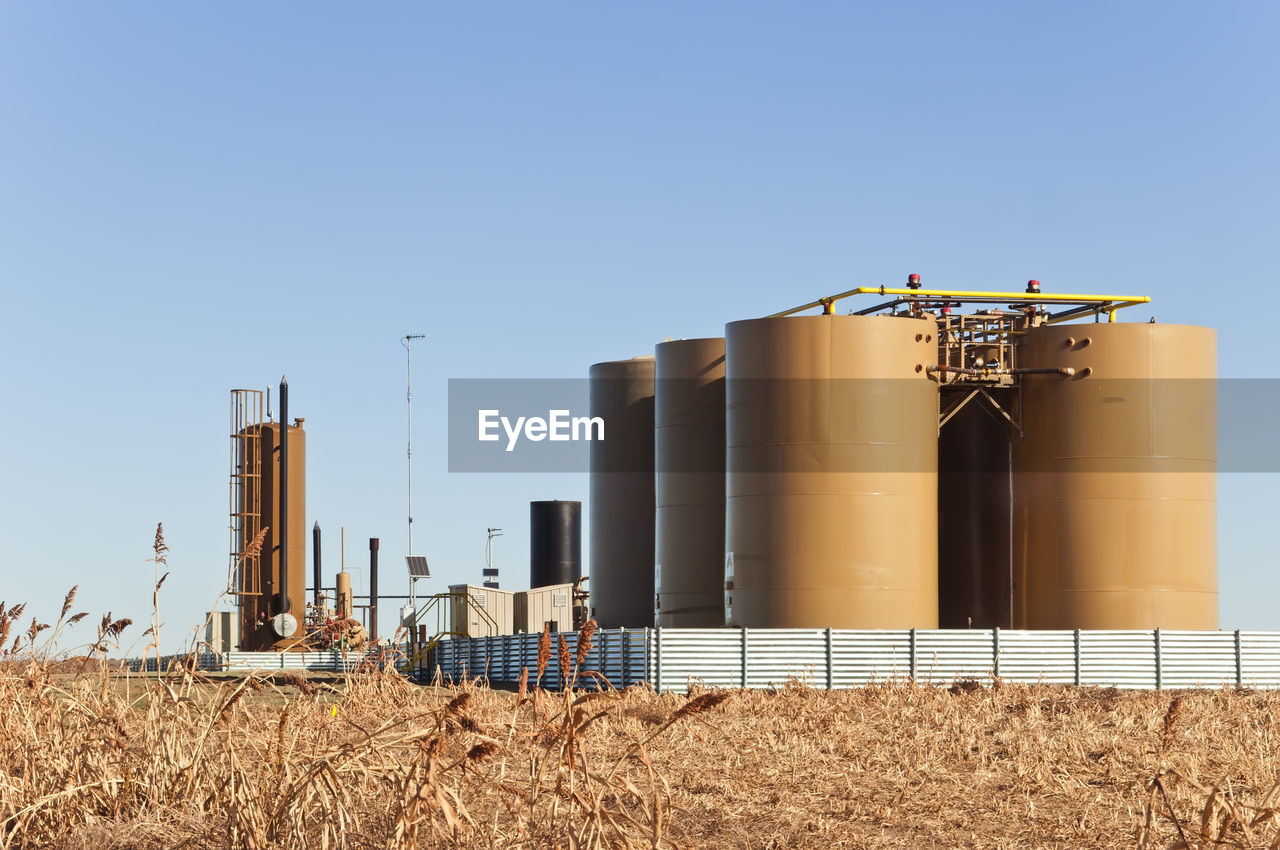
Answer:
[655, 337, 726, 627]
[937, 394, 1012, 628]
[1012, 323, 1217, 630]
[237, 420, 307, 650]
[530, 500, 582, 589]
[588, 356, 655, 628]
[724, 315, 939, 628]
[335, 570, 354, 620]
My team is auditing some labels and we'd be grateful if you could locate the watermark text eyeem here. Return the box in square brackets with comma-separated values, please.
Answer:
[478, 409, 604, 452]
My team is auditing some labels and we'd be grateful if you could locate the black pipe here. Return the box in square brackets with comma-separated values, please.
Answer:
[314, 591, 412, 600]
[313, 522, 322, 605]
[1011, 367, 1076, 377]
[279, 376, 290, 613]
[928, 364, 985, 376]
[369, 538, 379, 640]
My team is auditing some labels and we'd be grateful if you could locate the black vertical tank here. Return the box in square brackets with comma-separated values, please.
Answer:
[530, 500, 582, 589]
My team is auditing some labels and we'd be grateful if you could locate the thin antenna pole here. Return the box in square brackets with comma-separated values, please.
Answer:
[402, 334, 426, 556]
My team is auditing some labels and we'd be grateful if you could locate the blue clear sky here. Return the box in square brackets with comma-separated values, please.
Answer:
[1, 3, 1276, 652]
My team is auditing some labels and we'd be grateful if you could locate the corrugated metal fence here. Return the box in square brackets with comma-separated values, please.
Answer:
[431, 628, 1280, 692]
[122, 630, 1280, 691]
[431, 629, 650, 689]
[126, 650, 397, 673]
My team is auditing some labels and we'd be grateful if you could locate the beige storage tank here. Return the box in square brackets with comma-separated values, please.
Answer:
[588, 356, 656, 628]
[1012, 323, 1217, 630]
[449, 584, 515, 638]
[937, 393, 1013, 628]
[515, 583, 575, 633]
[725, 315, 939, 628]
[655, 338, 726, 627]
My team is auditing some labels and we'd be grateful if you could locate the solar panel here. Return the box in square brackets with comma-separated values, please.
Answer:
[405, 555, 431, 577]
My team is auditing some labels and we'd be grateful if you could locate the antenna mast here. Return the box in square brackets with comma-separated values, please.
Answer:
[484, 527, 503, 589]
[402, 333, 426, 556]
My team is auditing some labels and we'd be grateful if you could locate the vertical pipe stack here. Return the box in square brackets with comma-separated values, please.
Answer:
[279, 377, 289, 614]
[313, 522, 322, 606]
[369, 537, 379, 640]
[588, 357, 656, 628]
[654, 338, 726, 627]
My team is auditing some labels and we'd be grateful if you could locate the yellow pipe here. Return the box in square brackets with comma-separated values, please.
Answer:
[1041, 300, 1145, 326]
[773, 286, 1150, 318]
[856, 286, 1149, 304]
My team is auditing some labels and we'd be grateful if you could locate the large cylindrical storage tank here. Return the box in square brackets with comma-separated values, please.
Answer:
[725, 315, 939, 628]
[655, 338, 726, 627]
[937, 394, 1012, 628]
[530, 500, 582, 589]
[1013, 323, 1217, 630]
[588, 357, 655, 628]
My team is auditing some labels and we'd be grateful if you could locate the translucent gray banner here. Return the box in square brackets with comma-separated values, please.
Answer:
[446, 378, 1280, 473]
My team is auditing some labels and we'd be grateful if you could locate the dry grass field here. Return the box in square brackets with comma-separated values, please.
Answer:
[2, 528, 1278, 849]
[3, 619, 1280, 849]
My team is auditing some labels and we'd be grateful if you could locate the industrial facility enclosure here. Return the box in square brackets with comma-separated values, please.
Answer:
[213, 280, 1227, 680]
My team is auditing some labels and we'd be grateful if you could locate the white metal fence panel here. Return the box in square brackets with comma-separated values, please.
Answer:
[228, 652, 309, 671]
[658, 629, 742, 691]
[915, 630, 996, 685]
[218, 651, 372, 672]
[1080, 631, 1157, 689]
[1240, 632, 1280, 688]
[745, 629, 827, 689]
[830, 630, 913, 686]
[1160, 631, 1238, 689]
[997, 631, 1077, 684]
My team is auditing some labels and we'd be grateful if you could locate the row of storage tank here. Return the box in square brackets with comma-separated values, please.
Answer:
[589, 315, 1217, 632]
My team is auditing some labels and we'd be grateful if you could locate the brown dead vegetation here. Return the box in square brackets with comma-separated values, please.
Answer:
[2, 651, 1278, 846]
[2, 556, 1277, 847]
